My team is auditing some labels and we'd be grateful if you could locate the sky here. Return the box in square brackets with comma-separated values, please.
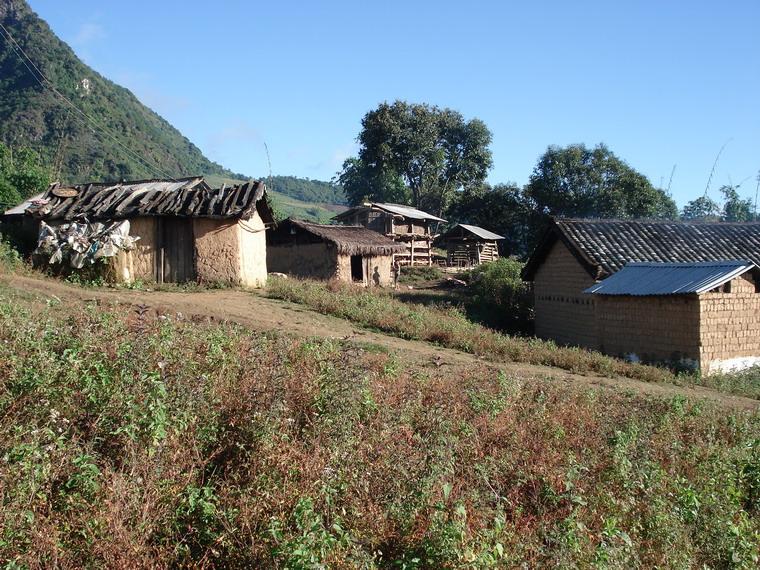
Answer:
[26, 0, 760, 207]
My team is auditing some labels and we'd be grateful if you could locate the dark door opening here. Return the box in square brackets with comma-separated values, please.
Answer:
[156, 218, 195, 283]
[350, 255, 364, 282]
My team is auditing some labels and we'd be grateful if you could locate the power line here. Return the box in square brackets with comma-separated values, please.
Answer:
[0, 21, 177, 181]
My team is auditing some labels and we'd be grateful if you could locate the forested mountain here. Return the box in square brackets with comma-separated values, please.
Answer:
[0, 0, 239, 183]
[266, 175, 346, 205]
[0, 0, 345, 211]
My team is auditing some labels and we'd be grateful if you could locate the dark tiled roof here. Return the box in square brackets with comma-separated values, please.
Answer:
[523, 218, 760, 280]
[26, 177, 272, 223]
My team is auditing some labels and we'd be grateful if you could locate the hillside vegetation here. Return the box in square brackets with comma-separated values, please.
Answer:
[0, 1, 345, 218]
[0, 279, 759, 567]
[0, 0, 235, 183]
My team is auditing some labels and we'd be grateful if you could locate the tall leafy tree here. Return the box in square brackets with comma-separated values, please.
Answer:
[719, 185, 754, 222]
[0, 142, 49, 208]
[336, 157, 409, 206]
[341, 101, 493, 214]
[681, 196, 721, 221]
[446, 183, 537, 258]
[524, 143, 678, 220]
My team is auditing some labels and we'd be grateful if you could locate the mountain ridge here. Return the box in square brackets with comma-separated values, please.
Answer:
[0, 0, 345, 215]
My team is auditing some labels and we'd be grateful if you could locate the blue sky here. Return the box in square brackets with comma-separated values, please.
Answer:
[28, 0, 760, 207]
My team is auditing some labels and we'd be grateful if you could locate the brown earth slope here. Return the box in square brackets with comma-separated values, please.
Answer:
[2, 271, 757, 410]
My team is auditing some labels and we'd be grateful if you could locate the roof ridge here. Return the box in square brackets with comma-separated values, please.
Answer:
[556, 217, 760, 226]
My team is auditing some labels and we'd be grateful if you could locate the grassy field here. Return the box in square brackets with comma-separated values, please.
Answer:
[267, 277, 760, 400]
[1, 279, 760, 567]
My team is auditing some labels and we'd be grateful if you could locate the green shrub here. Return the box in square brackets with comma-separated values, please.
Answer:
[697, 366, 760, 400]
[467, 258, 533, 333]
[398, 265, 443, 284]
[0, 234, 21, 271]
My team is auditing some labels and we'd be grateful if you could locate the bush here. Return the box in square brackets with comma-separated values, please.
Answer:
[0, 233, 21, 271]
[699, 366, 760, 400]
[467, 258, 533, 333]
[1, 286, 759, 566]
[398, 265, 443, 284]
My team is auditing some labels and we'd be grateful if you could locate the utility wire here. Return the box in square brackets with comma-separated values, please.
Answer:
[0, 21, 177, 181]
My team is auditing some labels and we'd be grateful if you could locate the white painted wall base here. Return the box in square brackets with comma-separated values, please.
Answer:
[705, 356, 760, 375]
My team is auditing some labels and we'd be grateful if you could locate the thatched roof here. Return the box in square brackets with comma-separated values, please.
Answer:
[25, 177, 273, 224]
[280, 218, 406, 256]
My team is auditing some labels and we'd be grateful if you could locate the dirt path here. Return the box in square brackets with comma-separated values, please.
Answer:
[3, 272, 758, 410]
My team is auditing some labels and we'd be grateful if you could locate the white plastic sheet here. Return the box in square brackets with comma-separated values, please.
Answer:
[34, 219, 140, 269]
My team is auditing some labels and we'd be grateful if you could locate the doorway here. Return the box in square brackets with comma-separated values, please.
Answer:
[156, 218, 195, 283]
[350, 255, 364, 282]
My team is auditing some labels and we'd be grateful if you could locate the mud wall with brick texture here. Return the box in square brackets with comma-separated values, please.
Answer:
[193, 219, 242, 284]
[595, 295, 701, 366]
[267, 242, 338, 280]
[533, 240, 598, 349]
[699, 273, 760, 373]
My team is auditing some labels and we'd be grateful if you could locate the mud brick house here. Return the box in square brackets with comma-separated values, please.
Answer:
[436, 223, 504, 266]
[267, 218, 405, 286]
[25, 177, 274, 287]
[522, 218, 760, 373]
[332, 202, 445, 266]
[586, 261, 760, 373]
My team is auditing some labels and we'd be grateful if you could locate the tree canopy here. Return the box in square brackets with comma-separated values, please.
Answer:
[446, 183, 537, 258]
[681, 185, 756, 222]
[524, 144, 678, 221]
[0, 142, 49, 209]
[339, 101, 493, 214]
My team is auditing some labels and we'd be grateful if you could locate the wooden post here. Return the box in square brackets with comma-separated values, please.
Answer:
[410, 236, 415, 266]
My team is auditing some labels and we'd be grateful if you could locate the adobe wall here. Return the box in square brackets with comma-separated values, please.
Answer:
[533, 240, 598, 349]
[699, 274, 760, 374]
[335, 253, 395, 286]
[392, 220, 429, 237]
[367, 254, 394, 287]
[115, 217, 158, 283]
[193, 218, 242, 284]
[335, 253, 351, 283]
[237, 213, 268, 288]
[267, 242, 337, 280]
[595, 295, 701, 367]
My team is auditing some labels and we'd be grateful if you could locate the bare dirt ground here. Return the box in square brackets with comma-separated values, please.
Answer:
[3, 271, 758, 410]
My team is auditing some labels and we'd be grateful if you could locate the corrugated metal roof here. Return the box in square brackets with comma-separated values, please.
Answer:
[456, 224, 504, 240]
[584, 260, 757, 296]
[3, 192, 44, 215]
[332, 202, 446, 223]
[372, 203, 446, 222]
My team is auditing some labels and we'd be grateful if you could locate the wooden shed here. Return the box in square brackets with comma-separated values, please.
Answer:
[437, 223, 504, 266]
[25, 177, 274, 287]
[522, 218, 760, 373]
[267, 218, 405, 286]
[332, 202, 446, 266]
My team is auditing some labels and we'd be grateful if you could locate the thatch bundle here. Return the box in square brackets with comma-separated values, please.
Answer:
[286, 218, 405, 256]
